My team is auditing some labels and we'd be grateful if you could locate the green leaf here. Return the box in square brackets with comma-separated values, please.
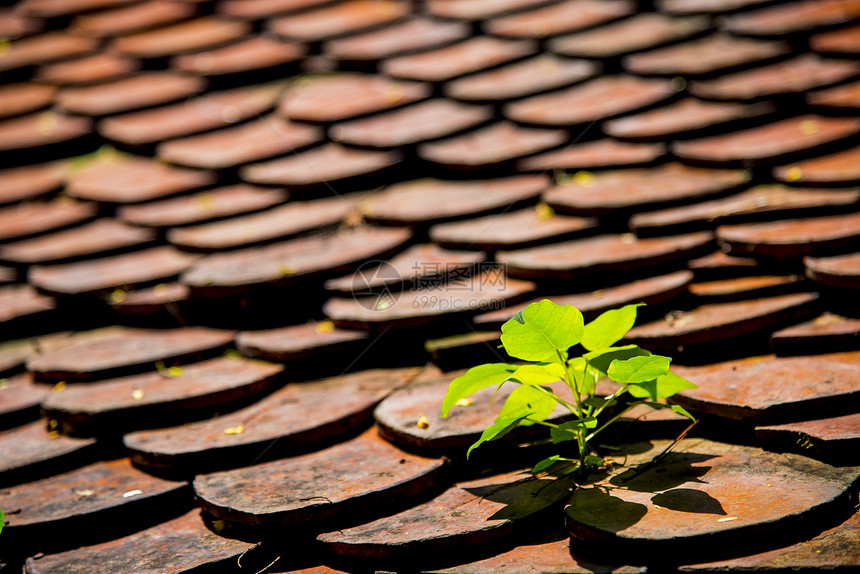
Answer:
[584, 396, 616, 410]
[583, 345, 651, 373]
[500, 300, 584, 362]
[567, 356, 603, 396]
[584, 455, 606, 467]
[608, 355, 671, 384]
[498, 385, 557, 426]
[551, 418, 597, 443]
[531, 455, 560, 474]
[467, 412, 533, 458]
[581, 304, 643, 351]
[0, 509, 3, 535]
[627, 371, 697, 401]
[511, 363, 566, 386]
[441, 363, 517, 417]
[670, 404, 696, 421]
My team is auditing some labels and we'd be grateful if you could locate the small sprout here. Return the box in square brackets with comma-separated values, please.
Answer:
[48, 419, 59, 430]
[131, 389, 145, 401]
[416, 414, 430, 429]
[211, 520, 226, 534]
[122, 490, 143, 498]
[224, 424, 245, 435]
[53, 381, 67, 393]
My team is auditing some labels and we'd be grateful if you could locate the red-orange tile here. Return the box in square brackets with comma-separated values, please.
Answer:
[518, 139, 666, 171]
[484, 0, 634, 39]
[29, 247, 202, 298]
[100, 82, 284, 146]
[381, 36, 536, 82]
[418, 121, 566, 168]
[505, 75, 675, 127]
[812, 22, 860, 55]
[771, 313, 860, 354]
[722, 0, 860, 37]
[0, 83, 56, 119]
[218, 0, 338, 19]
[157, 115, 321, 170]
[543, 163, 749, 216]
[0, 285, 56, 330]
[549, 13, 711, 58]
[604, 98, 776, 141]
[672, 115, 860, 167]
[805, 251, 860, 288]
[112, 17, 250, 59]
[0, 8, 42, 41]
[237, 321, 369, 362]
[17, 0, 136, 18]
[690, 55, 860, 101]
[57, 72, 205, 117]
[66, 154, 216, 204]
[269, 0, 412, 43]
[624, 33, 790, 77]
[0, 162, 66, 206]
[330, 99, 492, 148]
[807, 78, 860, 110]
[69, 0, 196, 38]
[117, 184, 288, 228]
[0, 111, 92, 153]
[108, 282, 190, 317]
[278, 73, 430, 123]
[0, 198, 97, 243]
[0, 32, 97, 73]
[0, 419, 98, 485]
[657, 0, 775, 14]
[774, 146, 860, 184]
[35, 53, 140, 86]
[171, 36, 306, 77]
[241, 143, 402, 188]
[445, 55, 598, 102]
[325, 17, 469, 62]
[427, 0, 557, 21]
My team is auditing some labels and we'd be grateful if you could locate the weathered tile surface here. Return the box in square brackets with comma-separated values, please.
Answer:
[35, 53, 139, 86]
[484, 0, 634, 39]
[0, 198, 97, 243]
[69, 0, 196, 38]
[0, 111, 92, 153]
[518, 139, 666, 171]
[0, 162, 66, 206]
[0, 372, 50, 425]
[756, 413, 860, 463]
[774, 146, 860, 185]
[57, 72, 206, 116]
[721, 0, 860, 37]
[771, 313, 860, 354]
[237, 321, 369, 362]
[171, 36, 306, 77]
[112, 17, 250, 59]
[0, 419, 98, 485]
[324, 17, 470, 62]
[805, 251, 860, 288]
[268, 0, 411, 43]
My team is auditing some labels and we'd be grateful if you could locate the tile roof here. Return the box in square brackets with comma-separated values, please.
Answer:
[1, 0, 860, 571]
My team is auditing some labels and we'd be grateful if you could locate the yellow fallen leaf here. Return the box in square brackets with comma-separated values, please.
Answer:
[131, 389, 145, 401]
[167, 366, 184, 377]
[53, 381, 67, 393]
[535, 202, 555, 221]
[785, 166, 803, 182]
[455, 398, 472, 407]
[224, 424, 245, 435]
[316, 321, 335, 333]
[717, 516, 738, 523]
[416, 414, 430, 429]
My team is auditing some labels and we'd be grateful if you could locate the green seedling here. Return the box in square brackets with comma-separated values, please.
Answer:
[442, 300, 697, 477]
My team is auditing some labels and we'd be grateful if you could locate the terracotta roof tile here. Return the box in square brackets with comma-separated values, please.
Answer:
[23, 509, 254, 574]
[672, 351, 860, 422]
[68, 0, 197, 38]
[0, 458, 186, 554]
[807, 78, 860, 110]
[656, 0, 774, 14]
[29, 246, 202, 298]
[483, 0, 635, 39]
[549, 13, 711, 58]
[0, 198, 97, 243]
[774, 145, 860, 184]
[35, 53, 140, 86]
[360, 175, 549, 225]
[717, 211, 860, 260]
[0, 111, 93, 153]
[171, 36, 306, 78]
[687, 250, 760, 279]
[17, 0, 136, 19]
[672, 115, 860, 167]
[381, 36, 536, 82]
[498, 231, 713, 279]
[108, 281, 190, 316]
[167, 194, 358, 251]
[0, 266, 16, 286]
[268, 0, 412, 43]
[217, 0, 339, 19]
[157, 114, 321, 170]
[330, 99, 493, 148]
[755, 414, 860, 462]
[0, 218, 156, 265]
[689, 274, 802, 303]
[236, 321, 369, 362]
[278, 73, 430, 123]
[0, 161, 67, 206]
[181, 226, 411, 297]
[418, 121, 566, 168]
[318, 470, 578, 565]
[426, 0, 558, 21]
[805, 251, 860, 288]
[100, 82, 284, 146]
[324, 243, 485, 293]
[0, 8, 42, 41]
[566, 440, 859, 563]
[193, 427, 446, 527]
[0, 31, 97, 73]
[0, 373, 49, 427]
[0, 419, 98, 487]
[811, 21, 860, 55]
[430, 207, 597, 250]
[57, 71, 206, 117]
[0, 82, 55, 119]
[721, 0, 860, 37]
[41, 356, 284, 435]
[241, 143, 402, 188]
[474, 270, 693, 328]
[543, 163, 749, 216]
[445, 55, 598, 102]
[112, 17, 251, 59]
[689, 55, 860, 101]
[324, 17, 470, 62]
[603, 98, 776, 141]
[117, 184, 288, 228]
[633, 185, 860, 236]
[518, 139, 666, 171]
[625, 292, 819, 351]
[0, 284, 56, 332]
[66, 153, 216, 204]
[624, 33, 791, 77]
[124, 367, 426, 471]
[770, 312, 860, 354]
